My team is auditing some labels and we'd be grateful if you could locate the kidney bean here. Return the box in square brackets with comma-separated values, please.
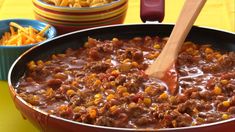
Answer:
[47, 79, 62, 89]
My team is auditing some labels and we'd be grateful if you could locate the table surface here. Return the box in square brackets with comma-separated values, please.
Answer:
[0, 0, 234, 131]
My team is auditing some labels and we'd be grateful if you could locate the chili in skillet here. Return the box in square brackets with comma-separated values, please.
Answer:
[16, 36, 235, 128]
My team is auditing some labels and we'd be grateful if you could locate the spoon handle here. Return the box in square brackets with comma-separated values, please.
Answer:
[165, 0, 207, 57]
[146, 0, 207, 78]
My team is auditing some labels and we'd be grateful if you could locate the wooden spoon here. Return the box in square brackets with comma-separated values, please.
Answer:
[145, 0, 207, 94]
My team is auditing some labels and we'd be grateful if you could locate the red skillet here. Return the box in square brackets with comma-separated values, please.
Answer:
[8, 0, 235, 132]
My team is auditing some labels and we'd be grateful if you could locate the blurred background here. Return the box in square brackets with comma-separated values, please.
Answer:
[0, 0, 234, 131]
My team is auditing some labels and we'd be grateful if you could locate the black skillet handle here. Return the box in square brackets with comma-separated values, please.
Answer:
[140, 0, 165, 22]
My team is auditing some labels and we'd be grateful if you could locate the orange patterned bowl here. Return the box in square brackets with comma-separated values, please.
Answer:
[32, 0, 128, 34]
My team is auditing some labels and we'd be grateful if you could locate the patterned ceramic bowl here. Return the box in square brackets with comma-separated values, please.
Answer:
[32, 0, 128, 34]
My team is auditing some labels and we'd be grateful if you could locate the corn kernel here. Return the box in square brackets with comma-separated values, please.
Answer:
[152, 105, 158, 111]
[191, 122, 196, 126]
[111, 70, 120, 76]
[66, 89, 76, 96]
[64, 70, 71, 74]
[58, 54, 66, 58]
[172, 120, 177, 127]
[58, 105, 68, 111]
[110, 81, 116, 86]
[94, 98, 101, 105]
[94, 93, 102, 99]
[133, 37, 142, 41]
[45, 61, 51, 65]
[206, 54, 213, 61]
[143, 97, 152, 106]
[71, 81, 78, 87]
[27, 61, 37, 70]
[222, 114, 229, 120]
[29, 95, 39, 105]
[88, 37, 96, 46]
[154, 44, 161, 49]
[107, 94, 115, 101]
[147, 53, 159, 59]
[186, 47, 194, 54]
[45, 88, 54, 98]
[37, 60, 44, 65]
[98, 107, 105, 114]
[117, 85, 127, 93]
[192, 50, 199, 56]
[205, 47, 213, 54]
[122, 92, 130, 97]
[29, 64, 37, 70]
[100, 87, 105, 92]
[193, 108, 199, 113]
[76, 89, 81, 95]
[54, 73, 67, 80]
[110, 105, 118, 113]
[112, 38, 119, 43]
[119, 63, 131, 72]
[94, 79, 101, 86]
[145, 86, 152, 94]
[218, 56, 224, 62]
[90, 73, 97, 78]
[52, 54, 57, 59]
[128, 102, 137, 109]
[106, 59, 111, 63]
[221, 79, 229, 85]
[215, 53, 222, 59]
[222, 101, 230, 107]
[123, 59, 131, 63]
[213, 86, 222, 95]
[73, 106, 83, 113]
[89, 109, 97, 118]
[84, 42, 89, 48]
[159, 92, 168, 100]
[131, 61, 139, 67]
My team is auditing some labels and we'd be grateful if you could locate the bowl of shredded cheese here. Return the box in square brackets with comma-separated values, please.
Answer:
[0, 19, 57, 80]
